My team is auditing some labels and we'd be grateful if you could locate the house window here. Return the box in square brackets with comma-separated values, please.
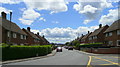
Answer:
[89, 37, 92, 40]
[106, 32, 112, 37]
[24, 36, 27, 40]
[108, 41, 113, 46]
[7, 31, 10, 37]
[117, 40, 120, 46]
[105, 33, 108, 37]
[13, 33, 17, 38]
[109, 32, 112, 36]
[117, 30, 120, 35]
[20, 35, 24, 39]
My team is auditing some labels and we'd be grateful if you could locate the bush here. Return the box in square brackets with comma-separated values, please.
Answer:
[79, 43, 103, 48]
[2, 44, 52, 61]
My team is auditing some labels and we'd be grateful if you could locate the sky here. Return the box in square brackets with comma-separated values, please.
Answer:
[0, 0, 120, 44]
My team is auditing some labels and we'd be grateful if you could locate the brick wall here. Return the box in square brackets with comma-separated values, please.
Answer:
[83, 47, 120, 54]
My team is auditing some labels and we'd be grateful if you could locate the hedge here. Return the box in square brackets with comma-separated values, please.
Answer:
[1, 44, 52, 61]
[79, 43, 103, 48]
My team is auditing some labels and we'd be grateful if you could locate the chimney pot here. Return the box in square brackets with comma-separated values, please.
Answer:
[88, 31, 90, 34]
[27, 27, 30, 31]
[43, 35, 44, 38]
[99, 24, 102, 28]
[82, 34, 83, 36]
[1, 12, 7, 19]
[37, 32, 39, 35]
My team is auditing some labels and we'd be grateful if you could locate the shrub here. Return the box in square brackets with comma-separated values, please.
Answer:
[2, 44, 52, 61]
[79, 43, 103, 48]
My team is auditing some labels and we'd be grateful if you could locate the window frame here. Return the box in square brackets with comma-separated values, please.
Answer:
[7, 31, 10, 37]
[13, 33, 17, 38]
[117, 40, 120, 46]
[117, 30, 120, 35]
[20, 35, 24, 39]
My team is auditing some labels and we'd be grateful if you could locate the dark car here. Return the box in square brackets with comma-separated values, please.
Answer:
[56, 47, 62, 52]
[68, 47, 73, 50]
[64, 46, 68, 49]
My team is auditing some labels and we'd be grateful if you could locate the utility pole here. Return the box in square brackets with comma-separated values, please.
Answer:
[9, 12, 12, 45]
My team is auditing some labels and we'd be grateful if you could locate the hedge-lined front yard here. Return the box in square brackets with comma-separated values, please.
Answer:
[1, 43, 52, 61]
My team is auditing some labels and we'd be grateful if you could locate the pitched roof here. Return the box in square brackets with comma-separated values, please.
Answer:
[35, 34, 45, 41]
[89, 25, 109, 37]
[104, 19, 120, 33]
[42, 37, 49, 43]
[82, 32, 92, 40]
[0, 17, 27, 35]
[78, 35, 84, 41]
[22, 29, 39, 39]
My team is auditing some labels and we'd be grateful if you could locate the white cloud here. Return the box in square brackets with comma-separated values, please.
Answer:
[0, 7, 12, 15]
[73, 0, 113, 24]
[0, 0, 22, 4]
[99, 8, 119, 25]
[80, 5, 98, 14]
[18, 0, 68, 25]
[83, 20, 92, 24]
[19, 9, 41, 25]
[31, 29, 40, 34]
[31, 26, 98, 43]
[23, 0, 68, 14]
[39, 17, 46, 22]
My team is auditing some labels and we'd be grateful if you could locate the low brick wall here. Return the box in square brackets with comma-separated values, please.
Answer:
[83, 47, 120, 54]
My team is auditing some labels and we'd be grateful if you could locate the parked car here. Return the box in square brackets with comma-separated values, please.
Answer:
[56, 47, 62, 52]
[68, 47, 73, 50]
[64, 46, 69, 49]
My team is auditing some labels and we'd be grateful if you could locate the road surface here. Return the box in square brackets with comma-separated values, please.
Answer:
[4, 48, 120, 67]
[6, 48, 89, 65]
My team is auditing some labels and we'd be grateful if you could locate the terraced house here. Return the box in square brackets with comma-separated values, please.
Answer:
[88, 24, 109, 44]
[41, 35, 49, 45]
[0, 12, 27, 45]
[35, 32, 45, 45]
[22, 27, 40, 45]
[81, 31, 92, 43]
[104, 19, 120, 47]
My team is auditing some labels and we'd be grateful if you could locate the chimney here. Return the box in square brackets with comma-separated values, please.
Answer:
[10, 12, 12, 22]
[1, 12, 7, 19]
[99, 24, 102, 28]
[88, 31, 90, 34]
[27, 27, 30, 31]
[37, 32, 39, 35]
[82, 34, 83, 36]
[43, 35, 44, 38]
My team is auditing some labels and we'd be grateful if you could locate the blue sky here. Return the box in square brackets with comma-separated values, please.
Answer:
[0, 0, 119, 43]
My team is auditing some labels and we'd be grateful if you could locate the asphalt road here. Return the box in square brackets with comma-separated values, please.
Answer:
[6, 48, 89, 65]
[4, 48, 120, 67]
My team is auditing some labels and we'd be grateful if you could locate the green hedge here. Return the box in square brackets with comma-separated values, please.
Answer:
[79, 43, 103, 48]
[1, 44, 52, 61]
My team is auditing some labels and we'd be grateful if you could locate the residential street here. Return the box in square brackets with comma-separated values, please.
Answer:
[4, 48, 119, 67]
[6, 48, 89, 65]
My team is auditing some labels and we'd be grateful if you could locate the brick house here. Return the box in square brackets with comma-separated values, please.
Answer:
[41, 35, 49, 45]
[88, 24, 109, 44]
[0, 12, 27, 45]
[22, 27, 40, 45]
[81, 31, 92, 43]
[77, 34, 84, 43]
[35, 32, 45, 45]
[104, 19, 120, 47]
